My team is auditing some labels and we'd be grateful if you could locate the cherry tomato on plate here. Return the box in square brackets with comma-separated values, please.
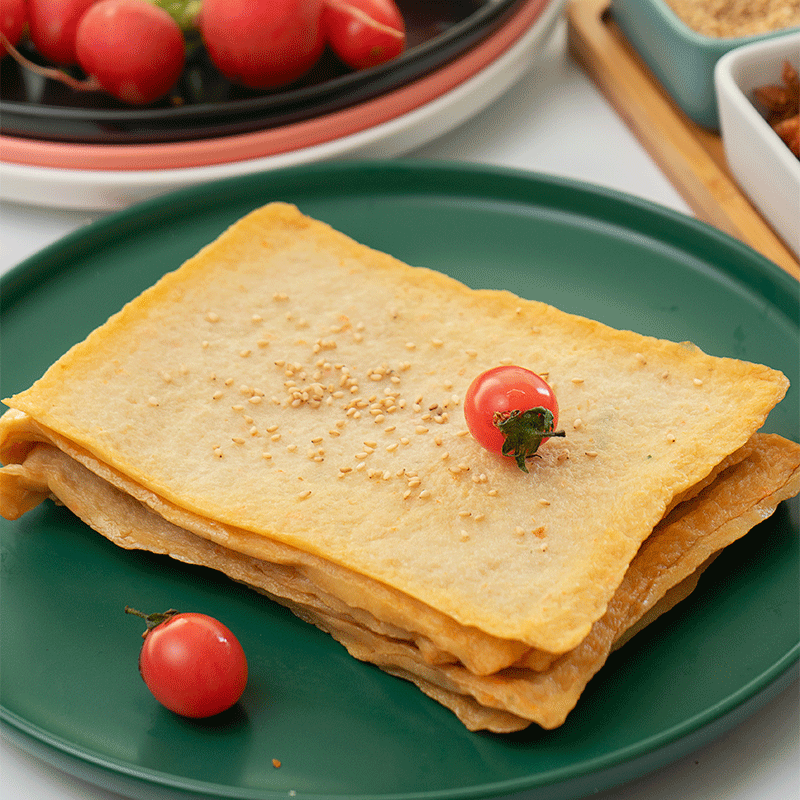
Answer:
[322, 0, 405, 70]
[464, 365, 564, 472]
[126, 607, 248, 718]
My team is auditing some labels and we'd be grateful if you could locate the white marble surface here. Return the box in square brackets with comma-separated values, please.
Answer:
[1, 19, 798, 800]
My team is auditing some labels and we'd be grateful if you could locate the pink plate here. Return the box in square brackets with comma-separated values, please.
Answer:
[1, 0, 551, 172]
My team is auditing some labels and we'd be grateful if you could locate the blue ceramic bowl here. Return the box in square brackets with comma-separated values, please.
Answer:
[611, 0, 799, 130]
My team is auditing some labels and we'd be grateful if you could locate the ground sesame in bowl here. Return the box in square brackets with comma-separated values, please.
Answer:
[663, 0, 800, 39]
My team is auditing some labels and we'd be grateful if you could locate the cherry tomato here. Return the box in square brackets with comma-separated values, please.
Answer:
[1, 0, 28, 49]
[126, 607, 248, 718]
[27, 0, 99, 65]
[322, 0, 405, 70]
[464, 366, 563, 472]
[200, 0, 325, 90]
[75, 0, 185, 105]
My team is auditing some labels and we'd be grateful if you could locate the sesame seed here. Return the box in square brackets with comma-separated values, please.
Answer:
[419, 490, 431, 498]
[431, 339, 443, 347]
[355, 452, 369, 460]
[148, 396, 159, 407]
[571, 377, 585, 384]
[415, 426, 429, 434]
[488, 489, 499, 496]
[635, 353, 646, 365]
[408, 477, 421, 488]
[400, 437, 410, 445]
[514, 527, 525, 537]
[202, 341, 210, 349]
[248, 396, 262, 405]
[460, 531, 470, 542]
[297, 490, 312, 500]
[206, 312, 219, 322]
[474, 513, 485, 521]
[403, 489, 412, 499]
[271, 433, 281, 442]
[213, 391, 224, 400]
[232, 437, 245, 444]
[585, 450, 598, 457]
[405, 342, 416, 350]
[386, 443, 399, 452]
[224, 378, 234, 386]
[662, 372, 670, 380]
[539, 499, 551, 506]
[262, 452, 272, 459]
[573, 418, 583, 429]
[458, 511, 471, 518]
[240, 349, 251, 358]
[694, 378, 703, 386]
[339, 466, 352, 473]
[465, 349, 477, 357]
[667, 433, 676, 443]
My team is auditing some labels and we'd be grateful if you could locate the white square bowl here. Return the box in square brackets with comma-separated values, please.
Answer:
[714, 31, 800, 259]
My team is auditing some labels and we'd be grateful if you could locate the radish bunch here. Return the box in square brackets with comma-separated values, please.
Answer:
[1, 0, 406, 106]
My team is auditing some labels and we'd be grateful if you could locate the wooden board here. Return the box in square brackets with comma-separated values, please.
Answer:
[566, 0, 800, 281]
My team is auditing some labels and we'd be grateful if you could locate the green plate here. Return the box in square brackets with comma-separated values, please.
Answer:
[1, 161, 798, 800]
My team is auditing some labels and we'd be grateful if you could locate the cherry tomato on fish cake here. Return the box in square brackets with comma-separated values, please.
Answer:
[464, 365, 564, 472]
[126, 606, 248, 718]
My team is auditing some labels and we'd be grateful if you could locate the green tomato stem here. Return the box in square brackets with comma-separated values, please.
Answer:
[146, 0, 203, 31]
[125, 606, 179, 637]
[494, 406, 565, 472]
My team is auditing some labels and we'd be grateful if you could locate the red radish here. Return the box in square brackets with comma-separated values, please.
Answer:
[200, 0, 325, 90]
[1, 0, 28, 49]
[322, 0, 405, 70]
[75, 0, 184, 104]
[27, 0, 99, 64]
